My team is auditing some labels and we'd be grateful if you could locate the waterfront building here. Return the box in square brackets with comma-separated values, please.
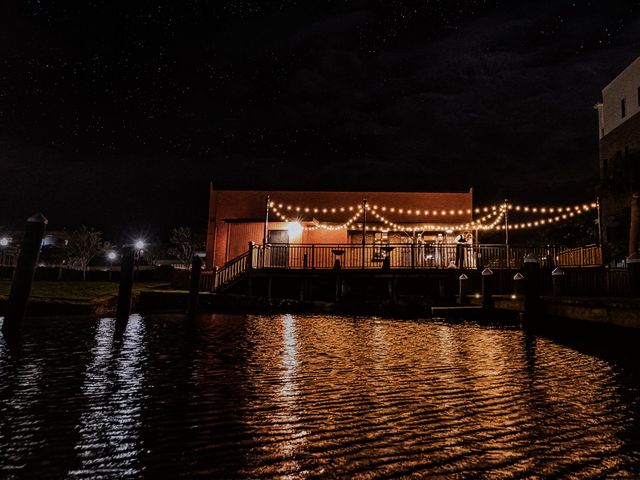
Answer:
[595, 55, 640, 262]
[205, 185, 474, 269]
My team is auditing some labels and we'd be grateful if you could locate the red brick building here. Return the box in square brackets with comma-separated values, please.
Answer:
[206, 185, 474, 268]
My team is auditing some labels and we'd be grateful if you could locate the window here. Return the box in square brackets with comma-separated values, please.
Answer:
[621, 98, 626, 118]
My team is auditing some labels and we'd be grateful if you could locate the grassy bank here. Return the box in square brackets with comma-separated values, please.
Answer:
[0, 280, 171, 301]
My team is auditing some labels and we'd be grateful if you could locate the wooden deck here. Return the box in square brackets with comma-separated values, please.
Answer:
[200, 243, 607, 293]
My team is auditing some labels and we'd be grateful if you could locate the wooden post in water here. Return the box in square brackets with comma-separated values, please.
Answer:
[187, 255, 203, 317]
[523, 254, 541, 320]
[629, 258, 640, 297]
[2, 213, 47, 335]
[481, 268, 494, 311]
[513, 272, 524, 297]
[551, 267, 565, 297]
[116, 246, 136, 321]
[458, 273, 469, 305]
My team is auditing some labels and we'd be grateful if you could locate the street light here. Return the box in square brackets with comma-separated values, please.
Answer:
[0, 237, 8, 267]
[135, 240, 145, 250]
[107, 251, 117, 281]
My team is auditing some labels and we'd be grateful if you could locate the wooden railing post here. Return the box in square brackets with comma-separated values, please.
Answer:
[411, 242, 415, 270]
[311, 244, 315, 270]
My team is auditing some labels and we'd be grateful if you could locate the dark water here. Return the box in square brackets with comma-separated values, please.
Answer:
[1, 314, 640, 479]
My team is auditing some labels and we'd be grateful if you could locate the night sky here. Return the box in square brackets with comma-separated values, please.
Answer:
[1, 1, 639, 238]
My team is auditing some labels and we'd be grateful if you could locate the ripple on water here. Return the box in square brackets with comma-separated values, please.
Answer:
[0, 314, 639, 478]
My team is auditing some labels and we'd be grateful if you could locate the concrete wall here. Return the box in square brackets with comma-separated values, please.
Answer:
[597, 56, 640, 261]
[600, 56, 640, 137]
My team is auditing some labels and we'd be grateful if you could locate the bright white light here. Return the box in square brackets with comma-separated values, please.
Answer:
[286, 221, 303, 239]
[107, 251, 117, 260]
[0, 237, 8, 246]
[135, 240, 145, 250]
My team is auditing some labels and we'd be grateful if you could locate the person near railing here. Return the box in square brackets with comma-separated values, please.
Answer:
[455, 232, 468, 268]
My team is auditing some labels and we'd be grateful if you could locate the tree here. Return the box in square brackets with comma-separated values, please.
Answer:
[67, 226, 107, 280]
[167, 227, 199, 267]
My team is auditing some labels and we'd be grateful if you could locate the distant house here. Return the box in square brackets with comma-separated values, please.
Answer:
[595, 55, 640, 261]
[205, 185, 474, 269]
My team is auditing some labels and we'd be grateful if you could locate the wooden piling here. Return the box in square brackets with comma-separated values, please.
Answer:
[523, 254, 541, 319]
[551, 267, 566, 297]
[458, 273, 469, 305]
[629, 258, 640, 297]
[116, 246, 135, 321]
[513, 272, 524, 297]
[187, 255, 203, 317]
[2, 213, 48, 335]
[481, 267, 494, 310]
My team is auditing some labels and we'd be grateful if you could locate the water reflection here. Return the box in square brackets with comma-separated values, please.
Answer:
[0, 314, 639, 478]
[70, 315, 146, 478]
[0, 318, 44, 475]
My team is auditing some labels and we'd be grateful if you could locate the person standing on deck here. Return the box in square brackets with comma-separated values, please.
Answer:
[455, 232, 468, 268]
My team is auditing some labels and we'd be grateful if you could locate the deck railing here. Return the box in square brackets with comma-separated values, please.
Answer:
[245, 243, 570, 270]
[201, 242, 607, 292]
[556, 244, 602, 268]
[200, 250, 250, 291]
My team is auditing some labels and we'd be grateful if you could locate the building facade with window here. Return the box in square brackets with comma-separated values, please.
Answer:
[595, 55, 640, 261]
[205, 185, 474, 269]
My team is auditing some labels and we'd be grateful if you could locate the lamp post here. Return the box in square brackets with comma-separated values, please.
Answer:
[504, 199, 510, 268]
[134, 240, 145, 278]
[263, 194, 270, 246]
[362, 198, 367, 270]
[0, 237, 8, 267]
[107, 251, 116, 281]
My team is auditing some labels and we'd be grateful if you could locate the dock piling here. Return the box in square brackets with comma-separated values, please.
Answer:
[523, 254, 541, 320]
[458, 274, 469, 305]
[187, 255, 203, 317]
[116, 246, 136, 321]
[481, 268, 494, 310]
[2, 213, 48, 335]
[629, 257, 640, 297]
[513, 272, 524, 297]
[551, 267, 566, 297]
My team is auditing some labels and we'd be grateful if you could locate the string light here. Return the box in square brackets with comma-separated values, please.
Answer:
[267, 200, 598, 232]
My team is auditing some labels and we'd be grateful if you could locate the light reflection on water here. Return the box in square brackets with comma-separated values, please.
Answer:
[0, 314, 639, 478]
[70, 315, 146, 478]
